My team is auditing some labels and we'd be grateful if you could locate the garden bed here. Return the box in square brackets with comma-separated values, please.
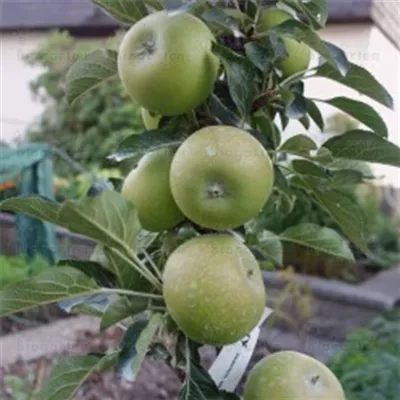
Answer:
[259, 266, 400, 361]
[0, 212, 95, 260]
[0, 322, 182, 400]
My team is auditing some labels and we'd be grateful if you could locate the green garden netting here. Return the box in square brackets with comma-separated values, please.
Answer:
[1, 143, 57, 263]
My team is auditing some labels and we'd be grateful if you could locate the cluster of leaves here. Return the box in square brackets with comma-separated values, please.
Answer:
[255, 179, 400, 278]
[329, 310, 400, 400]
[0, 190, 238, 399]
[24, 31, 143, 176]
[79, 0, 400, 268]
[1, 0, 400, 399]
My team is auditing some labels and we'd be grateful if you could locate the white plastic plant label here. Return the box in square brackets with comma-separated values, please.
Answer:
[208, 307, 273, 392]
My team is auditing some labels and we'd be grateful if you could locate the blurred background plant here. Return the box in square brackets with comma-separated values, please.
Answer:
[324, 113, 360, 136]
[0, 255, 50, 289]
[53, 168, 122, 201]
[257, 113, 400, 280]
[328, 310, 400, 400]
[23, 31, 143, 177]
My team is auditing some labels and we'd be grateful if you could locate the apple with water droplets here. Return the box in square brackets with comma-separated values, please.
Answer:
[163, 234, 266, 345]
[118, 11, 219, 116]
[257, 8, 311, 78]
[121, 148, 184, 232]
[244, 351, 346, 400]
[170, 125, 274, 230]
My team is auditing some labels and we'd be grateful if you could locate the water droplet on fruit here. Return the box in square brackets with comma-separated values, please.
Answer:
[206, 146, 217, 157]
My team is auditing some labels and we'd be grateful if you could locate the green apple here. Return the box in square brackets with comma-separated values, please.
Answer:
[141, 108, 162, 130]
[118, 11, 219, 116]
[258, 8, 311, 77]
[244, 351, 346, 400]
[121, 148, 184, 232]
[170, 125, 274, 230]
[163, 234, 266, 345]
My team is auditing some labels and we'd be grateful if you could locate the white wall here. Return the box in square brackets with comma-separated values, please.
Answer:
[1, 31, 48, 143]
[303, 24, 400, 188]
[1, 24, 399, 186]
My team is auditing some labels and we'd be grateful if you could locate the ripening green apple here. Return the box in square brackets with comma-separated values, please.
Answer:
[118, 11, 219, 116]
[121, 148, 184, 232]
[163, 234, 266, 345]
[170, 125, 274, 230]
[258, 8, 311, 77]
[244, 351, 346, 400]
[141, 108, 162, 130]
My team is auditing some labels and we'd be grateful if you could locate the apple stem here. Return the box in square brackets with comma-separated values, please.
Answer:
[279, 67, 318, 88]
[186, 110, 199, 128]
[142, 248, 164, 281]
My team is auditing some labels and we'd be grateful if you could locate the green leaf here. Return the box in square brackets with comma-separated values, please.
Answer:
[327, 159, 374, 178]
[312, 147, 334, 164]
[299, 115, 311, 130]
[273, 165, 289, 189]
[245, 33, 288, 74]
[323, 130, 400, 167]
[117, 320, 147, 380]
[0, 267, 101, 316]
[212, 42, 258, 117]
[131, 313, 164, 377]
[166, 0, 208, 15]
[57, 260, 116, 287]
[136, 230, 159, 253]
[273, 20, 349, 75]
[329, 170, 364, 187]
[144, 0, 164, 11]
[245, 41, 272, 72]
[320, 41, 350, 77]
[57, 293, 113, 316]
[306, 99, 324, 131]
[117, 314, 163, 381]
[287, 92, 307, 120]
[66, 49, 118, 105]
[279, 134, 318, 156]
[201, 8, 243, 36]
[281, 223, 354, 261]
[103, 246, 149, 291]
[91, 0, 148, 24]
[316, 62, 394, 109]
[299, 0, 329, 29]
[208, 94, 242, 127]
[321, 97, 388, 137]
[254, 230, 283, 266]
[179, 358, 221, 400]
[58, 191, 140, 252]
[302, 179, 368, 251]
[100, 296, 148, 331]
[292, 159, 328, 178]
[109, 128, 186, 163]
[283, 0, 328, 29]
[38, 353, 117, 400]
[0, 195, 60, 224]
[252, 111, 281, 148]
